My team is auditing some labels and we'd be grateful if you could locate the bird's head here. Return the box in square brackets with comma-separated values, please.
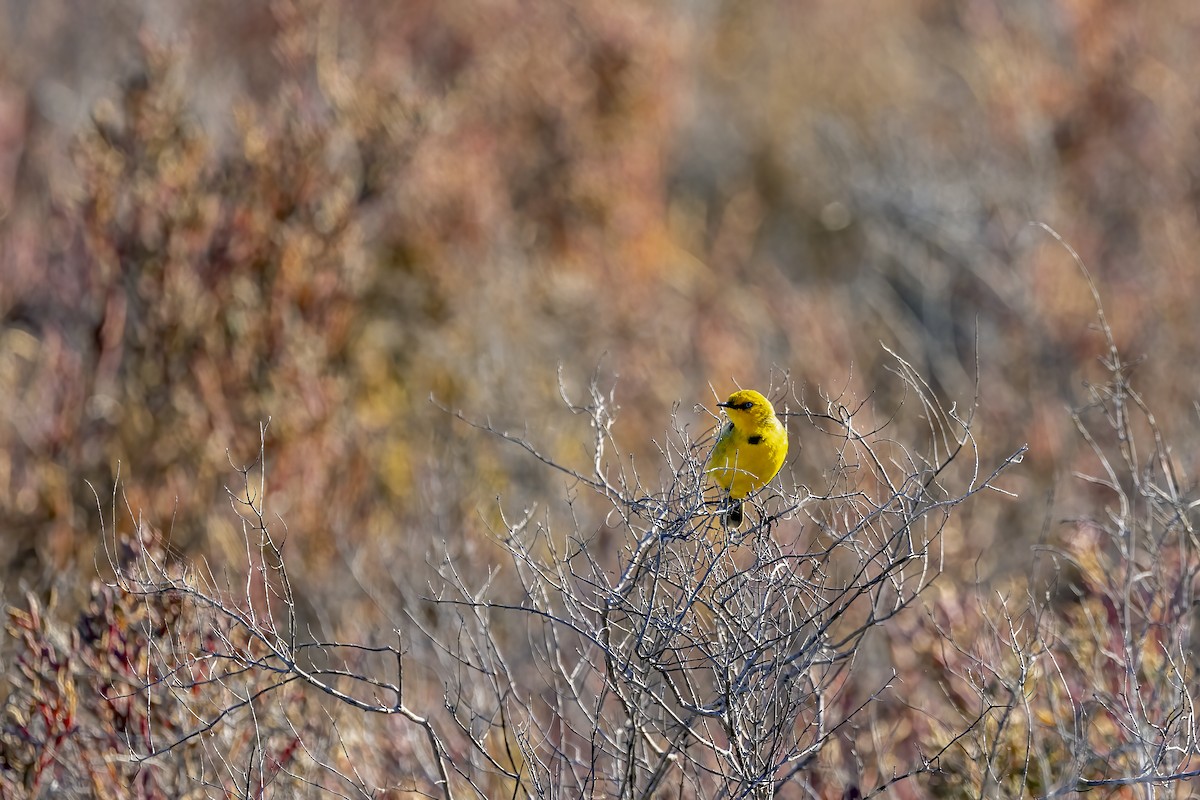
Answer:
[717, 389, 777, 426]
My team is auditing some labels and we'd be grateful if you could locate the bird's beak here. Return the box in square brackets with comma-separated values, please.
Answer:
[717, 401, 732, 408]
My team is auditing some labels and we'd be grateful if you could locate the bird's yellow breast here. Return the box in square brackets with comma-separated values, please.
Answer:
[707, 421, 787, 499]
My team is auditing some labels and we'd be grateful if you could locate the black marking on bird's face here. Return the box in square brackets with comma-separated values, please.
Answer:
[748, 434, 762, 445]
[739, 401, 755, 410]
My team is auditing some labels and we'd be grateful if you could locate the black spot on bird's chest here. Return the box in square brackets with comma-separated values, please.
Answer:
[747, 434, 763, 445]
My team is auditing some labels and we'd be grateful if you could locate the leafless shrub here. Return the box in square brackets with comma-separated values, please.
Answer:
[88, 425, 454, 799]
[422, 362, 1023, 799]
[924, 228, 1200, 799]
[29, 353, 1024, 799]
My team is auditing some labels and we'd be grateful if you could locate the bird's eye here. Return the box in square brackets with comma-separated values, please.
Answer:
[740, 401, 755, 410]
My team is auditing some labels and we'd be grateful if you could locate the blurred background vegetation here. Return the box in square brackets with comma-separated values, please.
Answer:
[2, 0, 1200, 791]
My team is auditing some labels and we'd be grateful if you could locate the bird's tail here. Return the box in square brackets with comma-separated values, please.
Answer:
[726, 499, 744, 529]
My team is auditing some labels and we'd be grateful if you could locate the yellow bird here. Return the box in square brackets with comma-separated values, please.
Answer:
[706, 389, 788, 528]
